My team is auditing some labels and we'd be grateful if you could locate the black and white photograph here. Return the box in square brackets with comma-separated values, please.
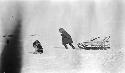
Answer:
[0, 0, 125, 73]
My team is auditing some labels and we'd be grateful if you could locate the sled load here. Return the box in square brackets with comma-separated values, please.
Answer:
[33, 40, 43, 54]
[77, 36, 110, 50]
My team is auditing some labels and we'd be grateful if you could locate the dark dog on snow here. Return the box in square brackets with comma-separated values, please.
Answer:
[33, 40, 43, 54]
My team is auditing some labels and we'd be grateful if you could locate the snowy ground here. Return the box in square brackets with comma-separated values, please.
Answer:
[21, 45, 125, 73]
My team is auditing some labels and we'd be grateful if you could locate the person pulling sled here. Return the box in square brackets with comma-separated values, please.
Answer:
[59, 28, 75, 49]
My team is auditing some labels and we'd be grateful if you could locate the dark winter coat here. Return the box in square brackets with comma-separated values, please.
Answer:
[61, 32, 73, 45]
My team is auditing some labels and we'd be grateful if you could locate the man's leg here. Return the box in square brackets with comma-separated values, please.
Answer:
[69, 43, 75, 49]
[63, 44, 68, 49]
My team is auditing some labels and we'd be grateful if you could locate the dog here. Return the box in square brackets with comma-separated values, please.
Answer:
[33, 40, 43, 54]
